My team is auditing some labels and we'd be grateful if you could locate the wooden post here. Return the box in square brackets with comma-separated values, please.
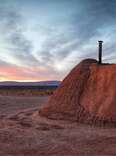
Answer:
[98, 41, 103, 64]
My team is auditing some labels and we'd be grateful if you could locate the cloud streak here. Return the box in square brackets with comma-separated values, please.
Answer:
[0, 0, 116, 81]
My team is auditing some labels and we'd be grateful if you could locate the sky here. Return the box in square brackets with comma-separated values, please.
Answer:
[0, 0, 116, 81]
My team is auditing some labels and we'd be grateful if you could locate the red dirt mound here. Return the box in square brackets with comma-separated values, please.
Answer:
[39, 59, 116, 126]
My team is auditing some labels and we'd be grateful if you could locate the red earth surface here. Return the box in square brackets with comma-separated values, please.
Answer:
[40, 59, 116, 126]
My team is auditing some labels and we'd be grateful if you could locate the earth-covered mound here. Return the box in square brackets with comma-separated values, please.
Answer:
[39, 59, 116, 126]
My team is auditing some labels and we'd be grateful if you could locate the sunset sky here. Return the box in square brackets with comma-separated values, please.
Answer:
[0, 0, 116, 81]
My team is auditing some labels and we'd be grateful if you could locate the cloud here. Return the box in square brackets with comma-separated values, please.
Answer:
[0, 5, 39, 67]
[36, 0, 116, 70]
[0, 59, 13, 67]
[0, 0, 116, 81]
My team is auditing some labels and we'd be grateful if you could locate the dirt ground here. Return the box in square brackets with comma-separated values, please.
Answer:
[0, 95, 116, 156]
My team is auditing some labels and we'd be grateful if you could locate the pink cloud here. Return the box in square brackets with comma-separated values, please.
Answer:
[0, 66, 62, 81]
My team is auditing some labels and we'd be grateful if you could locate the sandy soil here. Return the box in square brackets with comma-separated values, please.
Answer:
[0, 95, 48, 115]
[0, 95, 116, 156]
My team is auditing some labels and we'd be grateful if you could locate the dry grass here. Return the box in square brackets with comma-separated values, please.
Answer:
[0, 86, 56, 96]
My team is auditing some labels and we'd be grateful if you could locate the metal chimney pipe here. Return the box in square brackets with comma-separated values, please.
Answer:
[98, 41, 103, 64]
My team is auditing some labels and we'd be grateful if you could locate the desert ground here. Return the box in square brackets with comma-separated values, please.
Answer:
[0, 94, 116, 156]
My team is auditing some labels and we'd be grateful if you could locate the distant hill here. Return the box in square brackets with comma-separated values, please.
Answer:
[0, 81, 61, 86]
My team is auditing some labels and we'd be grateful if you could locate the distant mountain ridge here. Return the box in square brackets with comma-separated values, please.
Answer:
[0, 81, 61, 86]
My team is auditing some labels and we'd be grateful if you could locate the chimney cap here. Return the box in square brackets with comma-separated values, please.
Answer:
[98, 40, 103, 43]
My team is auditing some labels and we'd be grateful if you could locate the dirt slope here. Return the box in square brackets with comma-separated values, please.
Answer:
[40, 59, 116, 126]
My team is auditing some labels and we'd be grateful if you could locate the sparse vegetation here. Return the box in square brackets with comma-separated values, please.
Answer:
[0, 86, 57, 96]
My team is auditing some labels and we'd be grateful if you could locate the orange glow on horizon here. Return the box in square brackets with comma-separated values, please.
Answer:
[0, 66, 62, 82]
